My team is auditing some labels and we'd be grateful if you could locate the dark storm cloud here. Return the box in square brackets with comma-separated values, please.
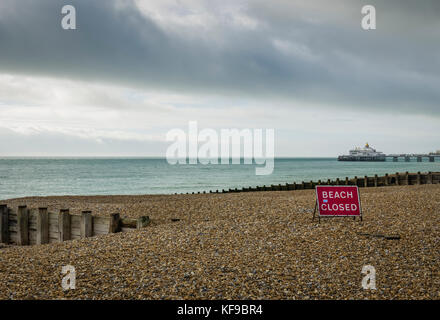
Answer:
[0, 0, 439, 116]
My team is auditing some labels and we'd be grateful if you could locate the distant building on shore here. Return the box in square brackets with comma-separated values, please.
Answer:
[429, 150, 440, 155]
[338, 143, 386, 161]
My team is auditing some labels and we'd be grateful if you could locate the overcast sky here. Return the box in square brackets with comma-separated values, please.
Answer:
[0, 0, 439, 156]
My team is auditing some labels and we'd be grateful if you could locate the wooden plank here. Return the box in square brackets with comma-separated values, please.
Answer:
[71, 230, 81, 240]
[137, 216, 150, 229]
[71, 215, 81, 229]
[9, 231, 18, 245]
[71, 227, 81, 236]
[37, 208, 49, 245]
[58, 209, 71, 242]
[120, 218, 137, 229]
[0, 205, 8, 244]
[49, 224, 59, 232]
[81, 211, 93, 238]
[29, 230, 37, 245]
[17, 206, 29, 245]
[49, 237, 59, 244]
[93, 217, 110, 234]
[93, 229, 108, 236]
[109, 213, 120, 233]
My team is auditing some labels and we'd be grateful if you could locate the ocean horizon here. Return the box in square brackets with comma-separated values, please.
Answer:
[1, 157, 439, 199]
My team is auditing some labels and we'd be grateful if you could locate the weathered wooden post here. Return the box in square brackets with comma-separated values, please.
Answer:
[58, 209, 71, 242]
[384, 173, 389, 186]
[0, 204, 9, 244]
[36, 207, 49, 245]
[374, 174, 378, 187]
[17, 205, 29, 245]
[336, 178, 340, 185]
[427, 172, 433, 184]
[405, 172, 409, 185]
[327, 179, 331, 185]
[395, 172, 400, 185]
[417, 172, 421, 185]
[345, 177, 349, 185]
[80, 211, 92, 238]
[354, 176, 358, 186]
[137, 216, 150, 229]
[364, 176, 368, 188]
[109, 213, 120, 233]
[293, 182, 297, 190]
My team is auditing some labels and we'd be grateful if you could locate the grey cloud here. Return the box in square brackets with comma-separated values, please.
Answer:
[0, 0, 439, 116]
[0, 127, 166, 156]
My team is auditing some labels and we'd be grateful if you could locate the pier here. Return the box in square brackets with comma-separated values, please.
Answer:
[385, 154, 440, 162]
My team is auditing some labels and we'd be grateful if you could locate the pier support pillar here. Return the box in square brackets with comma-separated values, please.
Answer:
[58, 209, 71, 242]
[417, 156, 422, 162]
[429, 156, 434, 162]
[393, 156, 398, 162]
[17, 205, 29, 246]
[36, 207, 49, 245]
[0, 205, 9, 244]
[405, 156, 410, 162]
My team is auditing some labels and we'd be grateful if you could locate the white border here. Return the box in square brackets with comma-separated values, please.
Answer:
[315, 185, 362, 217]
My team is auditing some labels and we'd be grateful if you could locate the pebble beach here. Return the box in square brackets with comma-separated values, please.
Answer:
[0, 184, 439, 299]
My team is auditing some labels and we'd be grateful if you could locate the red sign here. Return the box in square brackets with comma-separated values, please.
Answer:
[315, 186, 361, 217]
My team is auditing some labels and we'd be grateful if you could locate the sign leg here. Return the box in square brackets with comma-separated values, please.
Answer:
[312, 201, 317, 221]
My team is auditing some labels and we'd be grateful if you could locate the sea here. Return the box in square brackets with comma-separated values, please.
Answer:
[0, 157, 439, 199]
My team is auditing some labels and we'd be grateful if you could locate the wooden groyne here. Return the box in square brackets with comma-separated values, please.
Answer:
[183, 171, 440, 194]
[0, 206, 149, 246]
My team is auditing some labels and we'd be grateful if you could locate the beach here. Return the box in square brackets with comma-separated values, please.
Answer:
[0, 184, 439, 299]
